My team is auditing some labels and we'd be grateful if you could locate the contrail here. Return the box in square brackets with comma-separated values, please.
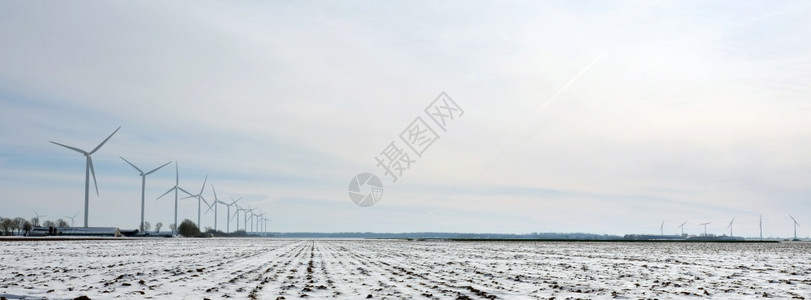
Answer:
[530, 51, 605, 120]
[482, 52, 605, 174]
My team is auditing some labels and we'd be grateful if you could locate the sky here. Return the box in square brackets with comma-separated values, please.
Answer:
[1, 1, 809, 237]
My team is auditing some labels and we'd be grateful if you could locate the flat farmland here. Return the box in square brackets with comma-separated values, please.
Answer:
[1, 239, 810, 299]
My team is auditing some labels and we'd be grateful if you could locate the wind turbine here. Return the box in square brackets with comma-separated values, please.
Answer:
[727, 217, 735, 237]
[204, 184, 224, 232]
[182, 176, 210, 228]
[156, 162, 193, 235]
[251, 209, 262, 233]
[32, 209, 47, 227]
[258, 212, 267, 236]
[659, 220, 664, 236]
[231, 203, 242, 232]
[50, 126, 120, 227]
[789, 215, 800, 240]
[248, 211, 255, 233]
[121, 157, 172, 233]
[699, 222, 711, 236]
[677, 221, 687, 236]
[262, 217, 269, 234]
[223, 196, 241, 233]
[759, 215, 763, 240]
[64, 213, 78, 227]
[242, 205, 254, 234]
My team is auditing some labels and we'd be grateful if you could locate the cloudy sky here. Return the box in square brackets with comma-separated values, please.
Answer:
[1, 1, 809, 237]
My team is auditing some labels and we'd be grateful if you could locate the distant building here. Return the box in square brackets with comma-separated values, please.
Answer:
[28, 226, 122, 237]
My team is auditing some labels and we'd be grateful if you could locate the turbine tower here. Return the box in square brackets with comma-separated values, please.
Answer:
[759, 215, 763, 240]
[182, 176, 210, 228]
[727, 217, 735, 237]
[50, 126, 121, 227]
[789, 215, 800, 240]
[699, 222, 711, 236]
[677, 221, 687, 237]
[156, 162, 192, 235]
[121, 157, 171, 233]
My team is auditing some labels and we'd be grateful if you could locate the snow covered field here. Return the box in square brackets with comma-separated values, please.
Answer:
[1, 239, 809, 299]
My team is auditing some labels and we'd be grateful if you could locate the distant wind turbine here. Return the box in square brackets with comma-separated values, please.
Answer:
[262, 217, 269, 234]
[659, 220, 664, 236]
[258, 212, 267, 236]
[677, 221, 687, 236]
[759, 215, 763, 240]
[156, 162, 193, 235]
[121, 157, 171, 233]
[182, 176, 210, 228]
[205, 184, 224, 232]
[33, 209, 47, 226]
[232, 203, 242, 232]
[251, 209, 262, 233]
[50, 126, 120, 227]
[242, 205, 254, 234]
[64, 213, 78, 227]
[727, 217, 735, 237]
[699, 222, 711, 236]
[223, 196, 241, 233]
[789, 215, 800, 240]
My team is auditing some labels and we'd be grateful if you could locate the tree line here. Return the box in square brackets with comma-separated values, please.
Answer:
[0, 216, 71, 236]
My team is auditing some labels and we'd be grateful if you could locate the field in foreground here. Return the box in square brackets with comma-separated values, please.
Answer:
[1, 239, 809, 299]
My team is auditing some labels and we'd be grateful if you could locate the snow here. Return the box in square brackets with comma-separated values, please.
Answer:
[1, 239, 809, 299]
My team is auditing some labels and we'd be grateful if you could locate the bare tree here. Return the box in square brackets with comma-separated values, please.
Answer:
[56, 219, 69, 227]
[1, 218, 13, 235]
[22, 221, 33, 235]
[13, 218, 27, 235]
[155, 222, 163, 233]
[143, 221, 151, 232]
[169, 223, 177, 233]
[30, 217, 40, 227]
[42, 220, 55, 228]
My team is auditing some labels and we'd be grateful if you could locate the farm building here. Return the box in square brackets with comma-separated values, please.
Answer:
[28, 226, 122, 237]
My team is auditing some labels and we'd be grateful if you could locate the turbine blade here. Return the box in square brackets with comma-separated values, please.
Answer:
[175, 162, 179, 184]
[120, 156, 144, 174]
[204, 201, 214, 214]
[178, 187, 194, 197]
[49, 141, 88, 155]
[89, 126, 121, 155]
[199, 175, 208, 194]
[145, 161, 172, 175]
[89, 157, 99, 196]
[156, 187, 175, 200]
[211, 184, 218, 201]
